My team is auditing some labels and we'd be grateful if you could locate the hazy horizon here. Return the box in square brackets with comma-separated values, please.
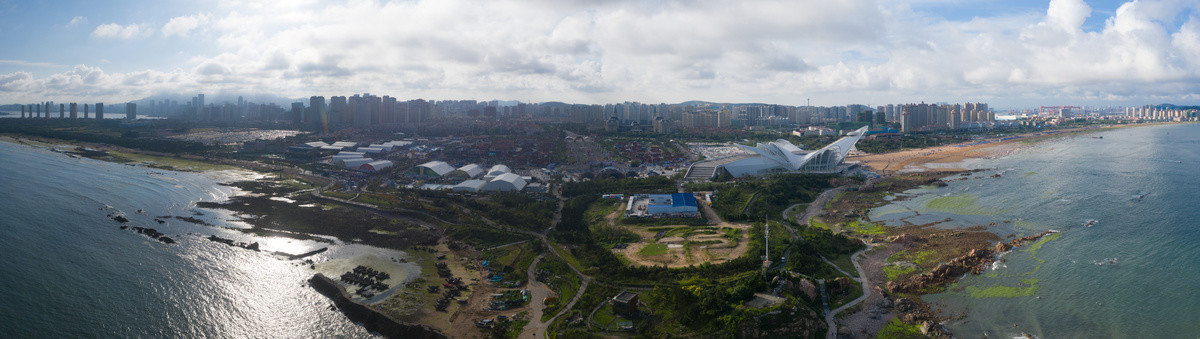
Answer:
[1, 0, 1198, 108]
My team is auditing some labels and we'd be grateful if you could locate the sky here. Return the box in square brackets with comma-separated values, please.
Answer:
[0, 0, 1198, 109]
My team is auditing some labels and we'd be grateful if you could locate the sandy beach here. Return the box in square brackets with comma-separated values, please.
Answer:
[849, 126, 1117, 174]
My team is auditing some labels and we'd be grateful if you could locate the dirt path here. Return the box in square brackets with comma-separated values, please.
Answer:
[839, 244, 903, 337]
[517, 187, 592, 338]
[825, 246, 871, 339]
[520, 254, 553, 339]
[795, 187, 847, 226]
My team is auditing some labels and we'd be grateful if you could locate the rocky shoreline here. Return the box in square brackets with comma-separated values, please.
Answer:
[885, 230, 1056, 294]
[308, 273, 447, 339]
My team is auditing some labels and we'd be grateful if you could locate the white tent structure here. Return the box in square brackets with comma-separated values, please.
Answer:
[331, 141, 358, 148]
[483, 173, 527, 192]
[487, 164, 510, 176]
[484, 164, 511, 180]
[332, 155, 365, 163]
[360, 160, 393, 172]
[451, 179, 487, 192]
[338, 158, 373, 169]
[411, 161, 455, 177]
[453, 164, 484, 178]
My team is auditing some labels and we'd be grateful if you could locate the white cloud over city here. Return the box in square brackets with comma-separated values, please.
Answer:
[4, 0, 1200, 107]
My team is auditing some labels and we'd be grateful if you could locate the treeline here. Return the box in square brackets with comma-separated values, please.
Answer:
[786, 225, 866, 277]
[690, 174, 835, 221]
[561, 176, 676, 197]
[461, 193, 555, 232]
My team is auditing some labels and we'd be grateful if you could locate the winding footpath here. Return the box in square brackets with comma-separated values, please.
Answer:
[781, 185, 874, 339]
[519, 188, 592, 338]
[823, 247, 871, 339]
[520, 254, 552, 338]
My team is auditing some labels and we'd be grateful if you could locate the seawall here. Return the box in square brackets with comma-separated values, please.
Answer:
[308, 274, 447, 339]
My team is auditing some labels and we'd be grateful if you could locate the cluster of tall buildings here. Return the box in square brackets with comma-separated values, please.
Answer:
[579, 102, 873, 131]
[16, 102, 115, 120]
[898, 102, 995, 132]
[294, 94, 432, 132]
[1126, 105, 1193, 120]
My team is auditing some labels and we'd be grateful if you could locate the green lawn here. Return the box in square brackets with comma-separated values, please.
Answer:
[882, 264, 916, 281]
[638, 243, 669, 256]
[876, 318, 922, 339]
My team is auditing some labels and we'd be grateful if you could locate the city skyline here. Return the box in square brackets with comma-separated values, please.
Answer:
[1, 0, 1199, 108]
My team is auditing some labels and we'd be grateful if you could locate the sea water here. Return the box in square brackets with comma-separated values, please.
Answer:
[0, 140, 402, 338]
[872, 124, 1200, 338]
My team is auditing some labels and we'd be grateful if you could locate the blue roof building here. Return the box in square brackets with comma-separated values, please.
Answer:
[641, 193, 699, 218]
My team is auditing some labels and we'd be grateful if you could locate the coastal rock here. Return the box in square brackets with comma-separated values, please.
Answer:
[887, 233, 922, 243]
[920, 321, 950, 338]
[889, 231, 1060, 295]
[995, 241, 1012, 252]
[308, 274, 448, 339]
[112, 215, 130, 223]
[797, 279, 818, 300]
[889, 248, 995, 293]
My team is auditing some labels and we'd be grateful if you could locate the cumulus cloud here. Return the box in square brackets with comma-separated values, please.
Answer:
[92, 23, 148, 39]
[3, 0, 1198, 106]
[68, 16, 87, 26]
[163, 13, 210, 37]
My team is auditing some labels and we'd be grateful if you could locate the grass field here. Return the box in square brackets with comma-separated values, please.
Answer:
[638, 243, 669, 256]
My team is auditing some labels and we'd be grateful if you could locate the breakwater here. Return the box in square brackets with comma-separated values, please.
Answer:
[308, 274, 446, 339]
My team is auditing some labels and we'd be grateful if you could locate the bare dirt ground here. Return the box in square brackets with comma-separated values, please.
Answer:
[376, 241, 520, 339]
[611, 203, 751, 268]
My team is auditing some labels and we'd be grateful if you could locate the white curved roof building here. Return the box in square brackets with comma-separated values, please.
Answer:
[332, 155, 365, 163]
[411, 161, 455, 177]
[483, 173, 527, 192]
[687, 126, 869, 179]
[487, 164, 510, 176]
[453, 164, 484, 178]
[360, 160, 393, 173]
[338, 158, 373, 169]
[451, 179, 487, 192]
